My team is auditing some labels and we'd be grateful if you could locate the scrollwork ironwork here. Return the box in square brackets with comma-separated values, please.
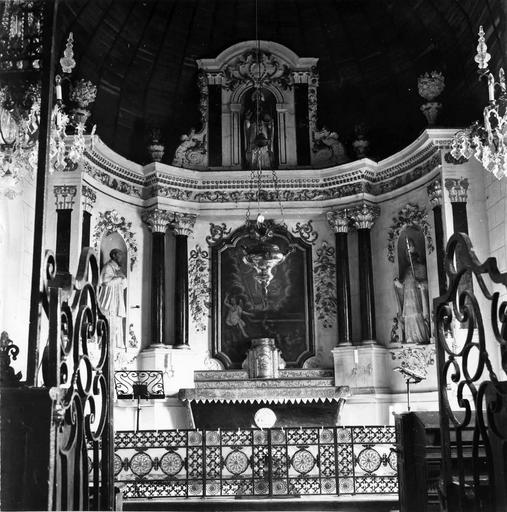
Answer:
[434, 232, 507, 511]
[41, 247, 113, 510]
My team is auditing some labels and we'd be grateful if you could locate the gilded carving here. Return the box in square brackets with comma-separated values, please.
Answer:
[206, 222, 232, 245]
[444, 177, 469, 203]
[327, 209, 350, 233]
[81, 184, 97, 212]
[292, 220, 318, 244]
[313, 241, 337, 329]
[173, 212, 197, 237]
[387, 203, 434, 263]
[427, 178, 443, 208]
[172, 71, 208, 169]
[349, 203, 380, 230]
[53, 184, 77, 210]
[188, 245, 210, 332]
[142, 208, 173, 234]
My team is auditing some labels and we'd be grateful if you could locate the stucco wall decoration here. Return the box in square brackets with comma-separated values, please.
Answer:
[92, 209, 138, 270]
[189, 245, 211, 332]
[387, 203, 434, 263]
[313, 241, 337, 328]
[292, 220, 318, 245]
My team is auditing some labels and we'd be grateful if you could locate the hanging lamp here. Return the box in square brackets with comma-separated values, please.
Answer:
[240, 0, 292, 294]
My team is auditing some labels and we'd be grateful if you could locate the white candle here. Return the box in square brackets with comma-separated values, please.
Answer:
[55, 83, 62, 101]
[353, 349, 359, 365]
[488, 73, 495, 101]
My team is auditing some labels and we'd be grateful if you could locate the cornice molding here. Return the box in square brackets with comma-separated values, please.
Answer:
[64, 130, 456, 206]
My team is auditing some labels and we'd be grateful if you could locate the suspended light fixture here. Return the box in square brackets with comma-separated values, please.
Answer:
[450, 26, 507, 179]
[240, 0, 292, 294]
[0, 27, 95, 198]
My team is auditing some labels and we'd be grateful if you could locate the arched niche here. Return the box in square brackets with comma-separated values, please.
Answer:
[210, 222, 315, 369]
[241, 87, 279, 169]
[393, 226, 431, 344]
[99, 231, 129, 352]
[197, 41, 318, 170]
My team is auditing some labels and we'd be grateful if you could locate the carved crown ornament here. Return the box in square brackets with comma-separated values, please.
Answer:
[92, 209, 138, 270]
[387, 203, 434, 264]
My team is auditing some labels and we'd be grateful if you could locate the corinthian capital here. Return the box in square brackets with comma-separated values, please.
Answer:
[327, 209, 350, 233]
[81, 185, 97, 213]
[445, 177, 469, 203]
[173, 212, 197, 236]
[142, 208, 173, 233]
[349, 202, 380, 230]
[54, 185, 77, 210]
[427, 178, 443, 208]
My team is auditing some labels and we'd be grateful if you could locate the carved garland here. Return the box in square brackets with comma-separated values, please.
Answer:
[92, 209, 138, 270]
[387, 203, 434, 263]
[313, 241, 337, 328]
[188, 245, 211, 332]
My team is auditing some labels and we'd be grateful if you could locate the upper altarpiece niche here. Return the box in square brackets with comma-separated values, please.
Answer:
[172, 41, 348, 171]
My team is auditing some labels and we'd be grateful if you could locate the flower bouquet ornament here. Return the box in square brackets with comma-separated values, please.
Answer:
[69, 78, 97, 126]
[418, 71, 445, 126]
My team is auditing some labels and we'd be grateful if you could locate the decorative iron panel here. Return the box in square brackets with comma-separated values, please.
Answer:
[434, 233, 507, 511]
[114, 426, 397, 499]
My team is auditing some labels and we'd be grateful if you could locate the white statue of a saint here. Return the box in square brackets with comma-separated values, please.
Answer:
[98, 249, 128, 352]
[394, 238, 430, 344]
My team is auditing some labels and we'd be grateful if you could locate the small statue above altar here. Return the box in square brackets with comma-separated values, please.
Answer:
[243, 89, 275, 169]
[243, 338, 286, 379]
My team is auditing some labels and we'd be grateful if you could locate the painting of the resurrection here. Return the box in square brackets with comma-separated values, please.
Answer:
[212, 225, 314, 368]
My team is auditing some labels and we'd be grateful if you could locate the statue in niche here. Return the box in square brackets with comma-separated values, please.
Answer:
[243, 89, 275, 169]
[98, 249, 128, 353]
[393, 232, 430, 344]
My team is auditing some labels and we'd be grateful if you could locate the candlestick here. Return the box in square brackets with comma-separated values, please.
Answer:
[488, 73, 495, 101]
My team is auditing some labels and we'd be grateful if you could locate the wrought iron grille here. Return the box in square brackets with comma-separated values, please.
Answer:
[114, 370, 165, 399]
[43, 249, 114, 510]
[114, 426, 397, 499]
[434, 233, 507, 511]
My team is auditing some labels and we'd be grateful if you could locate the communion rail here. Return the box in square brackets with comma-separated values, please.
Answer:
[113, 426, 398, 499]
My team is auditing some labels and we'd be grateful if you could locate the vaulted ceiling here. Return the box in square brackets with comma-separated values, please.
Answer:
[57, 0, 506, 165]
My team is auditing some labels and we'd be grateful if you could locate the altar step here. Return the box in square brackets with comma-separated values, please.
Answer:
[123, 496, 398, 511]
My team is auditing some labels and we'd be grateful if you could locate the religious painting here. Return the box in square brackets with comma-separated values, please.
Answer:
[211, 222, 315, 368]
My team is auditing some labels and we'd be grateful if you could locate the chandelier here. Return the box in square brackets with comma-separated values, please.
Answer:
[240, 1, 292, 294]
[450, 26, 506, 179]
[0, 26, 94, 198]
